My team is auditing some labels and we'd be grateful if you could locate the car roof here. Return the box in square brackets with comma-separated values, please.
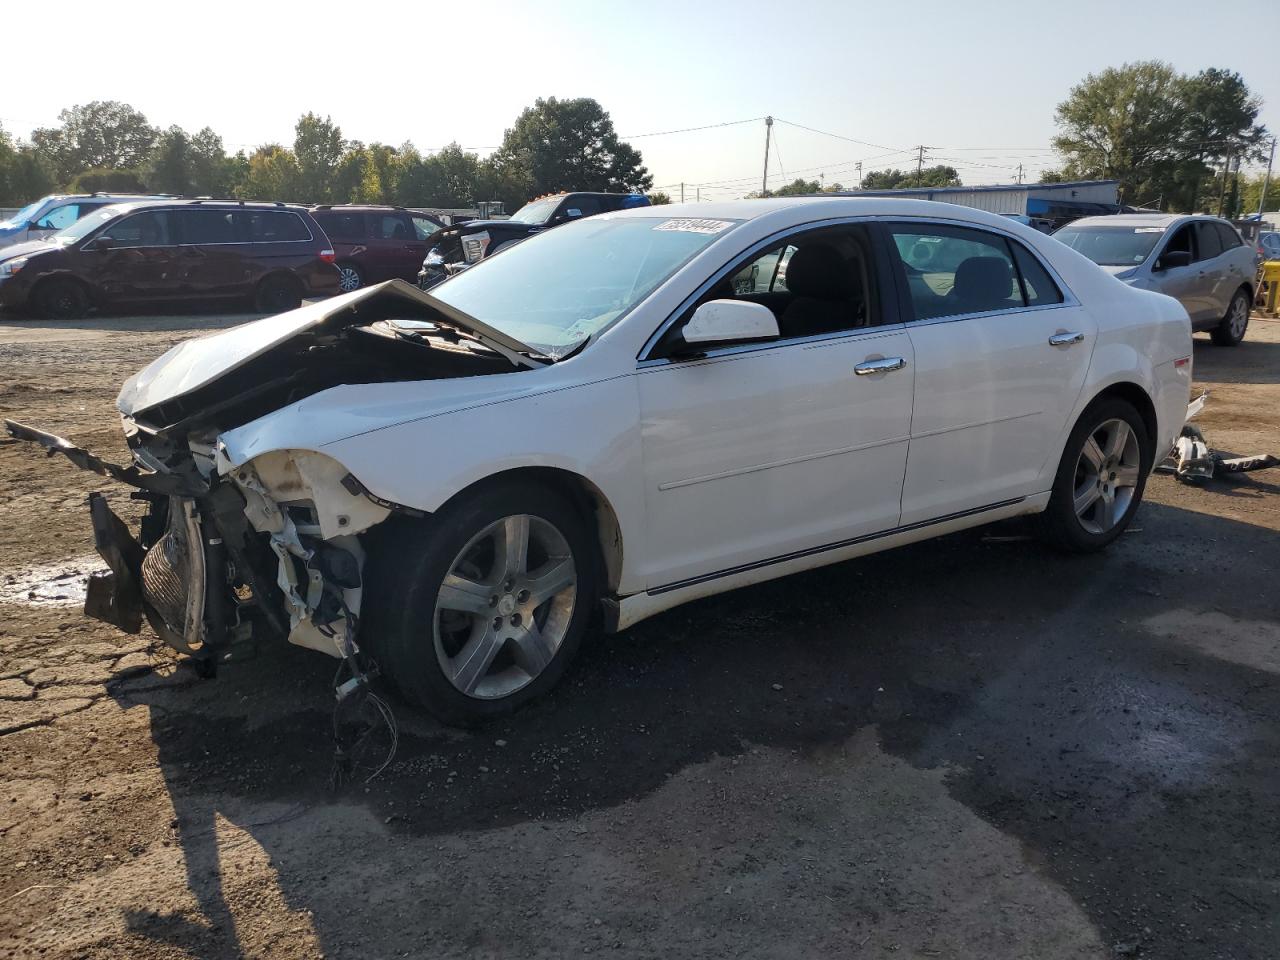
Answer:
[99, 199, 313, 214]
[1065, 213, 1227, 229]
[603, 195, 1037, 230]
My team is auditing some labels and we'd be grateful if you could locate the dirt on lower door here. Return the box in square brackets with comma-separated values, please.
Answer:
[1, 310, 1278, 959]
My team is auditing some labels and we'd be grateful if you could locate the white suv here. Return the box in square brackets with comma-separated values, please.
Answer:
[0, 193, 165, 249]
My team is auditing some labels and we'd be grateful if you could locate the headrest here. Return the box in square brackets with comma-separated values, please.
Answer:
[784, 244, 855, 300]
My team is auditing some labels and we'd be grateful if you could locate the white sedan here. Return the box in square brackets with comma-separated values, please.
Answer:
[7, 197, 1193, 724]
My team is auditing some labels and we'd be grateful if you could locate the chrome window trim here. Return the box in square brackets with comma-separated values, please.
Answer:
[637, 322, 909, 370]
[638, 213, 1080, 365]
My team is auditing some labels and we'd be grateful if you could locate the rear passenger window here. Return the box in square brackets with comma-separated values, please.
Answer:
[238, 211, 311, 242]
[887, 224, 1022, 320]
[1010, 243, 1063, 306]
[1195, 222, 1223, 261]
[371, 214, 411, 240]
[317, 212, 367, 240]
[1215, 222, 1242, 250]
[34, 204, 81, 230]
[178, 210, 237, 244]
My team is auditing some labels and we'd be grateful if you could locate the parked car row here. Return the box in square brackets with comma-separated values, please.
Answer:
[0, 192, 649, 318]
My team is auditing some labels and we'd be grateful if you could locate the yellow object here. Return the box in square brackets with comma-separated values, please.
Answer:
[1264, 261, 1280, 315]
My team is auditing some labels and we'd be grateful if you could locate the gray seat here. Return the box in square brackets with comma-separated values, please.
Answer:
[949, 256, 1016, 314]
[779, 244, 863, 337]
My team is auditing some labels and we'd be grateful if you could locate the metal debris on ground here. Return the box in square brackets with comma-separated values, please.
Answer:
[1158, 393, 1279, 482]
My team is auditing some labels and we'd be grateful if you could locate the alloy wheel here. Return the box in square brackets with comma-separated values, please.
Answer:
[1072, 418, 1142, 535]
[338, 266, 362, 293]
[1228, 295, 1249, 340]
[432, 514, 577, 700]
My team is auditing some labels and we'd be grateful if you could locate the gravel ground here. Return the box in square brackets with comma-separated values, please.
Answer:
[1, 310, 1278, 959]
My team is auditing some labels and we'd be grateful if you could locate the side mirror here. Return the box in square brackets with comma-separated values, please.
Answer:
[682, 299, 779, 346]
[94, 236, 115, 251]
[1155, 249, 1191, 271]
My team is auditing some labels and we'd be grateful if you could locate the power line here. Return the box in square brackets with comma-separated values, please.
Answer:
[621, 117, 764, 139]
[772, 118, 905, 154]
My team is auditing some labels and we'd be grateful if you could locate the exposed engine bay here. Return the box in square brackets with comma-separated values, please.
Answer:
[4, 281, 539, 680]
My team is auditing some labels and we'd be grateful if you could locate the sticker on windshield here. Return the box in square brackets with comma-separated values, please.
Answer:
[1134, 227, 1165, 233]
[654, 218, 734, 235]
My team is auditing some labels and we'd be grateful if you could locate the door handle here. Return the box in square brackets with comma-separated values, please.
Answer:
[1048, 331, 1084, 346]
[854, 356, 907, 375]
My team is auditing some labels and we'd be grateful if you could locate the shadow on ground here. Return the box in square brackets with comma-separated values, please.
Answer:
[110, 496, 1280, 958]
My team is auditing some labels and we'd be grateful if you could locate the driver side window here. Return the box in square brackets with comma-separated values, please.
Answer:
[1163, 224, 1194, 260]
[35, 204, 80, 230]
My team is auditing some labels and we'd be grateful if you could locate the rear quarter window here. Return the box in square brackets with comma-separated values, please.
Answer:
[238, 211, 312, 243]
[316, 212, 366, 240]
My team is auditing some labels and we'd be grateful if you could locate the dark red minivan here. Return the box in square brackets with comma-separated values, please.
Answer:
[0, 199, 340, 319]
[309, 205, 443, 292]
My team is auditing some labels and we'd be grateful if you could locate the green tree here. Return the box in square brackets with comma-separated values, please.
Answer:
[69, 168, 149, 193]
[488, 97, 652, 200]
[648, 191, 672, 205]
[236, 145, 304, 202]
[860, 165, 961, 189]
[1238, 172, 1280, 216]
[293, 113, 345, 203]
[31, 101, 157, 185]
[147, 126, 195, 195]
[0, 130, 56, 205]
[1051, 62, 1268, 209]
[1037, 169, 1068, 184]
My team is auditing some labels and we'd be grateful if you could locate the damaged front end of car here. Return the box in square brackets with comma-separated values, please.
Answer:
[5, 279, 543, 679]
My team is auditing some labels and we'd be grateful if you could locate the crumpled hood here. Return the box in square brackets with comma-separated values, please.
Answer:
[117, 279, 542, 416]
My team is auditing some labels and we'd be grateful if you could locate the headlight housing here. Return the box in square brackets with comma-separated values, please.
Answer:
[0, 257, 28, 277]
[424, 249, 445, 267]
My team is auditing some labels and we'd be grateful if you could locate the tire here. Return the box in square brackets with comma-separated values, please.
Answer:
[362, 481, 598, 725]
[1038, 397, 1152, 553]
[1210, 288, 1250, 346]
[254, 275, 302, 313]
[336, 262, 363, 293]
[34, 278, 90, 320]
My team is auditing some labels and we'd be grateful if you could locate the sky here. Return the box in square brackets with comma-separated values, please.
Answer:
[4, 0, 1278, 200]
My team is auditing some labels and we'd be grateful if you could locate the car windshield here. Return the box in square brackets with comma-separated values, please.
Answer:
[507, 197, 561, 225]
[1054, 223, 1165, 266]
[0, 198, 49, 229]
[51, 205, 125, 245]
[431, 215, 737, 358]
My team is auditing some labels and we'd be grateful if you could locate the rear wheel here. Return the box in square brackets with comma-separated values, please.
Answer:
[1210, 289, 1250, 346]
[336, 263, 363, 293]
[363, 482, 596, 725]
[254, 275, 302, 313]
[1038, 397, 1152, 552]
[35, 279, 90, 320]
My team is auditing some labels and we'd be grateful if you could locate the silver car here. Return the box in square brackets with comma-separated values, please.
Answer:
[0, 193, 165, 250]
[1054, 214, 1257, 345]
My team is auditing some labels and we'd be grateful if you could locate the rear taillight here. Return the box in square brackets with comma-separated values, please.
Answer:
[319, 249, 336, 263]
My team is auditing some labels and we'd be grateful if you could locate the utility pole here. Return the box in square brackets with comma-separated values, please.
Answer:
[1217, 152, 1232, 217]
[915, 145, 929, 186]
[696, 186, 701, 202]
[855, 161, 862, 189]
[680, 182, 685, 203]
[1258, 136, 1277, 218]
[1016, 163, 1024, 185]
[761, 116, 774, 196]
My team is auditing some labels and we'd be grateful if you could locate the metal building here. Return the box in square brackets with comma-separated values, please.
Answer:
[834, 180, 1120, 226]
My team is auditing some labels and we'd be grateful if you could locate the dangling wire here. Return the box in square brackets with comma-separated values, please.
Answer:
[327, 596, 398, 789]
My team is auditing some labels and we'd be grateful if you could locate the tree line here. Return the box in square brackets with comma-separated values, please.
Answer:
[0, 97, 653, 210]
[1049, 62, 1270, 214]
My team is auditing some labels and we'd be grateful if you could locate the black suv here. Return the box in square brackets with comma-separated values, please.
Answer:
[0, 200, 340, 319]
[418, 191, 651, 288]
[310, 205, 445, 292]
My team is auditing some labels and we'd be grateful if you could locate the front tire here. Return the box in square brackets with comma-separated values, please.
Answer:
[35, 279, 90, 320]
[1038, 397, 1152, 553]
[363, 482, 597, 725]
[1210, 289, 1250, 346]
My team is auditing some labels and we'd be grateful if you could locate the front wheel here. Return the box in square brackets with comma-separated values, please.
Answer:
[35, 279, 90, 320]
[363, 482, 596, 725]
[1038, 398, 1152, 552]
[1210, 289, 1250, 346]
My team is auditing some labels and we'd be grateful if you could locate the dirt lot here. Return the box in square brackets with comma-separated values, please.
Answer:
[1, 310, 1278, 959]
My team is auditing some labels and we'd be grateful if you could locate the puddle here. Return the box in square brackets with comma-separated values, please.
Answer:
[0, 555, 106, 607]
